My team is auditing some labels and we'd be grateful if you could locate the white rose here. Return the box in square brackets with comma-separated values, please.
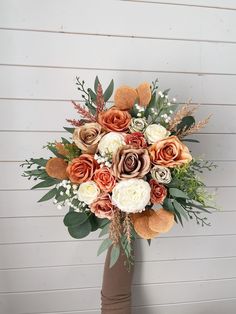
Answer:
[129, 117, 147, 133]
[151, 165, 172, 184]
[98, 132, 125, 156]
[77, 181, 100, 205]
[112, 179, 151, 213]
[144, 124, 170, 144]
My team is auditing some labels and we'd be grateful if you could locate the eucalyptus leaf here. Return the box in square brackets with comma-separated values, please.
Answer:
[61, 137, 71, 144]
[68, 220, 91, 239]
[173, 199, 189, 221]
[103, 79, 114, 102]
[88, 88, 97, 102]
[99, 223, 110, 238]
[182, 138, 200, 143]
[94, 76, 100, 92]
[169, 188, 189, 199]
[63, 127, 75, 134]
[109, 244, 120, 268]
[30, 158, 48, 167]
[97, 238, 113, 256]
[177, 116, 195, 132]
[47, 146, 65, 159]
[38, 188, 57, 202]
[31, 178, 59, 189]
[63, 212, 88, 227]
[163, 197, 175, 212]
[174, 209, 183, 227]
[147, 239, 152, 246]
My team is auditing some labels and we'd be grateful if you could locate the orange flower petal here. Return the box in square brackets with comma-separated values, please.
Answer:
[148, 208, 175, 233]
[132, 211, 159, 239]
[114, 86, 138, 110]
[45, 157, 68, 180]
[136, 82, 151, 107]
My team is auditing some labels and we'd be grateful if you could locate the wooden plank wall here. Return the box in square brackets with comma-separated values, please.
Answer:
[0, 0, 236, 313]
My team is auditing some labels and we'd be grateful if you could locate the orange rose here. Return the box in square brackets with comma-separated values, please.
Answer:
[90, 193, 114, 220]
[98, 107, 131, 132]
[149, 179, 167, 204]
[125, 132, 147, 149]
[93, 167, 116, 193]
[149, 135, 192, 167]
[66, 154, 99, 184]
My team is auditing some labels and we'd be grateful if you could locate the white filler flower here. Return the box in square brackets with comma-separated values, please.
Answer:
[77, 181, 100, 205]
[144, 124, 170, 144]
[98, 132, 125, 156]
[112, 179, 151, 213]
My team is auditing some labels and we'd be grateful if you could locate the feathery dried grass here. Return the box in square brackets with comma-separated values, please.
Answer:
[168, 102, 198, 131]
[109, 209, 122, 245]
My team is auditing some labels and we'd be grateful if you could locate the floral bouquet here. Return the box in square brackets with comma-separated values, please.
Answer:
[21, 77, 216, 268]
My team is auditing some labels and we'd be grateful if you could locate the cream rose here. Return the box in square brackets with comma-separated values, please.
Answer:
[77, 181, 100, 205]
[144, 124, 170, 144]
[151, 165, 172, 184]
[129, 118, 147, 133]
[112, 179, 151, 213]
[98, 132, 125, 156]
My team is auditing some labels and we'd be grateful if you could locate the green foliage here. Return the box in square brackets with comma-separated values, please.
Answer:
[176, 116, 195, 133]
[38, 188, 58, 202]
[103, 79, 114, 102]
[63, 212, 89, 227]
[97, 238, 113, 256]
[68, 220, 92, 239]
[109, 244, 120, 268]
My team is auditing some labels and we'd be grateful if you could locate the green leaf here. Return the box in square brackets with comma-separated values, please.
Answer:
[38, 188, 57, 202]
[47, 146, 65, 159]
[163, 197, 175, 212]
[182, 139, 200, 143]
[97, 218, 110, 229]
[64, 212, 88, 227]
[68, 220, 91, 239]
[177, 116, 195, 132]
[109, 244, 120, 268]
[64, 127, 75, 134]
[103, 79, 114, 102]
[31, 178, 59, 189]
[61, 137, 71, 144]
[187, 202, 212, 213]
[144, 92, 157, 118]
[173, 199, 189, 221]
[99, 223, 110, 238]
[94, 76, 100, 92]
[88, 88, 97, 102]
[169, 188, 189, 199]
[30, 158, 48, 167]
[174, 209, 183, 227]
[97, 238, 113, 256]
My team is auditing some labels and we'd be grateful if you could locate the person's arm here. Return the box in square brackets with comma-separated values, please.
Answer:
[101, 245, 134, 314]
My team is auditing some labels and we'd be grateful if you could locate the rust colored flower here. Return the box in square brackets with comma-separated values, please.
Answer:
[148, 208, 175, 233]
[114, 86, 138, 110]
[46, 158, 68, 180]
[149, 135, 192, 167]
[149, 179, 167, 204]
[73, 122, 105, 154]
[125, 132, 147, 149]
[131, 210, 159, 239]
[93, 167, 116, 193]
[98, 107, 131, 132]
[112, 145, 151, 180]
[136, 82, 151, 107]
[66, 154, 99, 184]
[90, 193, 115, 220]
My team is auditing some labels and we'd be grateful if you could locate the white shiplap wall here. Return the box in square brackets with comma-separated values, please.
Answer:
[0, 0, 236, 313]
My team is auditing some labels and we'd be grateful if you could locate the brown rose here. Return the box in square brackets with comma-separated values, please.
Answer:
[112, 145, 151, 180]
[94, 167, 116, 193]
[46, 157, 68, 180]
[98, 107, 131, 132]
[149, 135, 192, 167]
[149, 179, 167, 204]
[125, 132, 147, 149]
[66, 154, 99, 184]
[90, 193, 114, 220]
[73, 122, 105, 154]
